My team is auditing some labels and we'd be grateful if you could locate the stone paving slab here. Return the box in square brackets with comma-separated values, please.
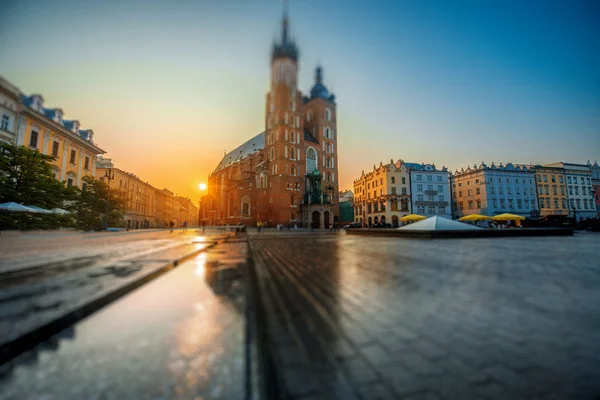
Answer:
[0, 233, 231, 364]
[0, 237, 248, 400]
[249, 233, 600, 400]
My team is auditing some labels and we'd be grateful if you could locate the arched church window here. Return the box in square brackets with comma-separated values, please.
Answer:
[306, 148, 317, 173]
[291, 164, 296, 176]
[295, 182, 300, 190]
[290, 131, 295, 143]
[290, 146, 296, 160]
[325, 109, 331, 121]
[242, 202, 249, 216]
[285, 146, 288, 158]
[287, 181, 292, 190]
[269, 147, 275, 161]
[291, 193, 296, 206]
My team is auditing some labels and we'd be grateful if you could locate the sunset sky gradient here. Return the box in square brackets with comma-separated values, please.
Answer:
[1, 0, 598, 201]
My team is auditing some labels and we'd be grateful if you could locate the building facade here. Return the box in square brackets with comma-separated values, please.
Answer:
[96, 157, 156, 229]
[545, 162, 595, 221]
[353, 160, 411, 227]
[589, 161, 600, 216]
[14, 90, 104, 189]
[0, 77, 20, 144]
[529, 165, 569, 216]
[451, 163, 538, 218]
[199, 9, 339, 228]
[407, 162, 451, 218]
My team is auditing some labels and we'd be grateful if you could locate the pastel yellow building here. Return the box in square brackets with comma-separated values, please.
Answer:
[531, 165, 569, 216]
[15, 90, 104, 188]
[96, 157, 156, 229]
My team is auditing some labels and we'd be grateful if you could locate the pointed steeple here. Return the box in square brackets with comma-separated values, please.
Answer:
[272, 0, 298, 62]
[315, 65, 323, 84]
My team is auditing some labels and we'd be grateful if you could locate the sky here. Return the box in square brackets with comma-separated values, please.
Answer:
[1, 0, 599, 201]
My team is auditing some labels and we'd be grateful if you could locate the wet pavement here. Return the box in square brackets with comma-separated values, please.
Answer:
[0, 239, 247, 400]
[250, 232, 600, 400]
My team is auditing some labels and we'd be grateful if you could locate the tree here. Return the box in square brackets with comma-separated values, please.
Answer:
[69, 175, 127, 230]
[0, 143, 76, 208]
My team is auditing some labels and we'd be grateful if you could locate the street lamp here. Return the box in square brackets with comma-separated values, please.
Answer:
[104, 168, 115, 229]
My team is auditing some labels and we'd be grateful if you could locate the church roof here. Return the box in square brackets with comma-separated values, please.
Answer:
[213, 132, 265, 173]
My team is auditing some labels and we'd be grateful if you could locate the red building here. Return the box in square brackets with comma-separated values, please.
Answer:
[199, 10, 339, 229]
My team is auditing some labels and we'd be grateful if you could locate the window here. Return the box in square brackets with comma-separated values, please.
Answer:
[402, 177, 406, 184]
[476, 188, 480, 195]
[562, 199, 567, 209]
[468, 201, 473, 209]
[459, 202, 464, 210]
[325, 108, 331, 121]
[427, 175, 432, 181]
[476, 200, 481, 208]
[391, 187, 396, 194]
[508, 199, 514, 209]
[70, 150, 76, 164]
[439, 206, 445, 214]
[499, 187, 504, 194]
[491, 187, 495, 194]
[417, 195, 423, 201]
[500, 199, 505, 208]
[428, 184, 433, 191]
[537, 175, 541, 182]
[306, 148, 317, 172]
[52, 141, 59, 157]
[437, 176, 442, 182]
[291, 194, 296, 206]
[417, 184, 423, 191]
[437, 185, 443, 192]
[467, 189, 472, 196]
[428, 206, 435, 214]
[29, 130, 39, 148]
[67, 178, 73, 187]
[475, 179, 479, 184]
[380, 189, 383, 196]
[380, 178, 383, 184]
[402, 187, 406, 195]
[416, 175, 422, 181]
[391, 177, 396, 184]
[438, 195, 444, 202]
[561, 186, 565, 195]
[1, 115, 9, 131]
[84, 157, 90, 170]
[459, 191, 463, 197]
[543, 175, 547, 182]
[559, 176, 563, 183]
[517, 199, 522, 209]
[427, 195, 434, 201]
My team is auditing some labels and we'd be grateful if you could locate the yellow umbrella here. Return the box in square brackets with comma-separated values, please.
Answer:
[491, 213, 525, 221]
[459, 214, 492, 222]
[400, 214, 427, 222]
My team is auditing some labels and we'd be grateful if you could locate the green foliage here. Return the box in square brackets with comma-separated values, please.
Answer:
[0, 143, 76, 208]
[68, 175, 127, 230]
[0, 212, 74, 230]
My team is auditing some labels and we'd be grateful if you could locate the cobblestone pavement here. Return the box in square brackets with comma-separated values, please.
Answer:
[0, 239, 247, 400]
[250, 232, 600, 400]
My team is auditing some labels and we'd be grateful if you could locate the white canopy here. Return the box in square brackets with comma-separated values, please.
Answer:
[25, 205, 53, 214]
[0, 202, 38, 213]
[398, 216, 482, 231]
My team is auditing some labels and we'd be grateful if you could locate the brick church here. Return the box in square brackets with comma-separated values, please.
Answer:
[199, 9, 339, 229]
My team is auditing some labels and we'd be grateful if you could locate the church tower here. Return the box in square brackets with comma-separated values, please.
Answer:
[264, 4, 305, 225]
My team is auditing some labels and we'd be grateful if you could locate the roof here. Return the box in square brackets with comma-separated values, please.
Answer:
[213, 132, 265, 173]
[304, 129, 319, 144]
[398, 216, 481, 231]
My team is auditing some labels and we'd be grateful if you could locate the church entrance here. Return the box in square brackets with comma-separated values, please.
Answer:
[312, 211, 320, 229]
[324, 211, 330, 229]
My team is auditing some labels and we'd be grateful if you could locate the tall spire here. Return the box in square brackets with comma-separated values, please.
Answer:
[282, 0, 289, 44]
[315, 65, 323, 84]
[271, 0, 298, 62]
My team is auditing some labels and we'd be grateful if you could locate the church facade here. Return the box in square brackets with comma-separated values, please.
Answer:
[199, 11, 339, 229]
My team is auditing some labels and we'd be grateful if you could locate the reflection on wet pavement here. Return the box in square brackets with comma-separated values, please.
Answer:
[250, 233, 600, 400]
[0, 241, 247, 400]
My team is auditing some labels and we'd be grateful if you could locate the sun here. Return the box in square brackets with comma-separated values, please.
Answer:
[199, 183, 207, 191]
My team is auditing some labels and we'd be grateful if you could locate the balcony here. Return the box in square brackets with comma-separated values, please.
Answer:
[424, 190, 438, 195]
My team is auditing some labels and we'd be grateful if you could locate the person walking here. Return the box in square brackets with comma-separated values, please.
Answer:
[183, 220, 188, 232]
[169, 220, 174, 233]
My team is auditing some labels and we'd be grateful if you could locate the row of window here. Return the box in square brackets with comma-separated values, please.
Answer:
[537, 174, 564, 183]
[29, 130, 90, 169]
[306, 108, 333, 122]
[539, 198, 567, 209]
[416, 206, 446, 214]
[414, 175, 444, 182]
[454, 178, 534, 187]
[416, 195, 445, 202]
[567, 176, 591, 185]
[457, 198, 535, 210]
[568, 186, 594, 196]
[416, 184, 445, 192]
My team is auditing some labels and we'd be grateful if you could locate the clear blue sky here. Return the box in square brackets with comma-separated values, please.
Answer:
[1, 0, 599, 198]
